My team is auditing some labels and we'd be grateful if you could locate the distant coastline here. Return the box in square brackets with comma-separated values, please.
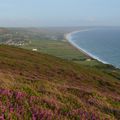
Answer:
[65, 29, 109, 65]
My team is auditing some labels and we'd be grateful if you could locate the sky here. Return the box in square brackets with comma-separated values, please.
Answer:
[0, 0, 120, 27]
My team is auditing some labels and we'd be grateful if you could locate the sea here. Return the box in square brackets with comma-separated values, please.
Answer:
[68, 27, 120, 68]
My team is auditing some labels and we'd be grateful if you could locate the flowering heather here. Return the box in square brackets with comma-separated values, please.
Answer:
[0, 89, 110, 120]
[69, 109, 102, 120]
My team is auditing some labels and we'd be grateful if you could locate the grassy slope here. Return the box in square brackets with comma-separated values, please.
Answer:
[0, 45, 120, 119]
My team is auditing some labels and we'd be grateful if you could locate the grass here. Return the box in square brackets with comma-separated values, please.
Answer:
[0, 45, 119, 119]
[22, 39, 88, 61]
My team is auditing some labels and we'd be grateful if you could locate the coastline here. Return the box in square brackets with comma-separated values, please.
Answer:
[65, 29, 109, 65]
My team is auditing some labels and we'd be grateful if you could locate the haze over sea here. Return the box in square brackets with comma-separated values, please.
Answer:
[69, 27, 120, 68]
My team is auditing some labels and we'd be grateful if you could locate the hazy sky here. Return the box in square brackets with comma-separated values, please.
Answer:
[0, 0, 120, 27]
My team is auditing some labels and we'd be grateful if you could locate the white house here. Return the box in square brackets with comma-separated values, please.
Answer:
[32, 48, 38, 52]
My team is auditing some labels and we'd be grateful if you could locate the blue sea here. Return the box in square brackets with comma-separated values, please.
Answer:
[69, 27, 120, 68]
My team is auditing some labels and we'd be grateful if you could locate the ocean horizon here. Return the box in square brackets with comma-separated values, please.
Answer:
[67, 27, 120, 68]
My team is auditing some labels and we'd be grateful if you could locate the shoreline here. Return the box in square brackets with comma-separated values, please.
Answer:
[65, 29, 109, 65]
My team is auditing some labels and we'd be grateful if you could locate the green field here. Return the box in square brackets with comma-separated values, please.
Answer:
[22, 39, 104, 67]
[22, 39, 87, 60]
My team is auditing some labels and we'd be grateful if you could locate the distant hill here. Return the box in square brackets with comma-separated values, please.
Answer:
[0, 28, 10, 34]
[0, 45, 119, 119]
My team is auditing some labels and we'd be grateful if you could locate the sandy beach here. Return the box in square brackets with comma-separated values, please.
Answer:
[65, 29, 108, 64]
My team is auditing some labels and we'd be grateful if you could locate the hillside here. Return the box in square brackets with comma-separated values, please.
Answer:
[0, 45, 119, 119]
